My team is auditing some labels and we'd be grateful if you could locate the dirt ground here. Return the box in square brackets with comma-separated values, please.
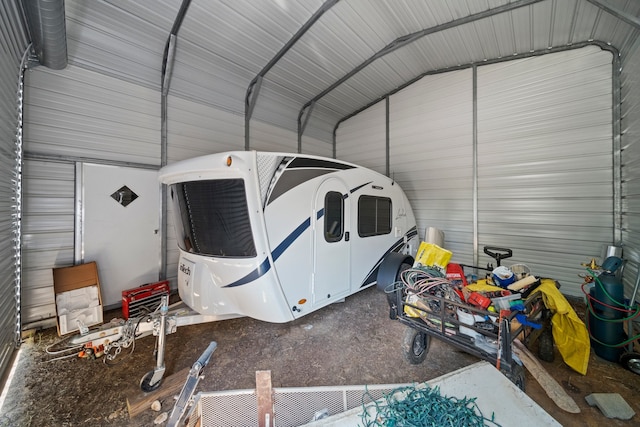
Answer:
[0, 286, 638, 426]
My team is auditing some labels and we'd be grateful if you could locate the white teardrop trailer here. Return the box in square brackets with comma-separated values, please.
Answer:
[51, 151, 418, 392]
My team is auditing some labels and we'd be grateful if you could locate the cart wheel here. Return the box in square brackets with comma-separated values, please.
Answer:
[537, 327, 554, 363]
[402, 328, 430, 364]
[502, 363, 526, 391]
[619, 352, 640, 376]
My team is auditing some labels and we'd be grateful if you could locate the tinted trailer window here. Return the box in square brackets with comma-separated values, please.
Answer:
[171, 179, 257, 257]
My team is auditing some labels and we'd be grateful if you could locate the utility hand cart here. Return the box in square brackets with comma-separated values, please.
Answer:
[380, 247, 544, 391]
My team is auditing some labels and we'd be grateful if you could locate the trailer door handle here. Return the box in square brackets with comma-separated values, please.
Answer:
[345, 231, 349, 241]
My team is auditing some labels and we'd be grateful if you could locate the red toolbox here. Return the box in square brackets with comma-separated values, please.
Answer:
[122, 280, 170, 319]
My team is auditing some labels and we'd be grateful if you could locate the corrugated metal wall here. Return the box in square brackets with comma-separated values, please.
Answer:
[21, 65, 161, 325]
[338, 46, 614, 297]
[21, 160, 75, 326]
[24, 66, 161, 164]
[477, 46, 613, 297]
[0, 0, 29, 378]
[621, 36, 640, 303]
[336, 100, 387, 175]
[391, 69, 474, 263]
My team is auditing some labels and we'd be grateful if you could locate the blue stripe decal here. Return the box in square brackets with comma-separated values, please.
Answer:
[223, 217, 312, 288]
[272, 217, 311, 261]
[359, 226, 419, 287]
[224, 257, 271, 288]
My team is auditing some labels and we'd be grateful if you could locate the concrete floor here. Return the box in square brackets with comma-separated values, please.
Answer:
[1, 285, 639, 426]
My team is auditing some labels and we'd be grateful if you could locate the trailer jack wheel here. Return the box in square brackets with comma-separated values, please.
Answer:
[140, 369, 164, 392]
[402, 328, 430, 364]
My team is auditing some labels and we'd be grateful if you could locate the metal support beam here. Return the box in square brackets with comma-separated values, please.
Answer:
[472, 65, 479, 267]
[298, 0, 545, 143]
[160, 0, 192, 281]
[297, 102, 316, 153]
[385, 96, 390, 177]
[245, 0, 339, 151]
[585, 0, 640, 30]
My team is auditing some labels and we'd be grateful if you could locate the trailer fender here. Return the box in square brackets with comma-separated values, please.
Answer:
[377, 252, 413, 319]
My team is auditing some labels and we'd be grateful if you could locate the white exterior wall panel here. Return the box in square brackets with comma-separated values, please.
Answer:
[477, 46, 613, 297]
[389, 69, 474, 263]
[336, 100, 386, 175]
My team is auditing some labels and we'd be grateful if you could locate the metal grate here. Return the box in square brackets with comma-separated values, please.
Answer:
[187, 383, 408, 427]
[256, 153, 284, 208]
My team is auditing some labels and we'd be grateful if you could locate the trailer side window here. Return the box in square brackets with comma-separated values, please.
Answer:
[324, 191, 344, 242]
[358, 195, 392, 237]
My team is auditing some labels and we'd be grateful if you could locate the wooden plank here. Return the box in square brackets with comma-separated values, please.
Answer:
[126, 367, 190, 418]
[256, 370, 274, 427]
[512, 339, 580, 414]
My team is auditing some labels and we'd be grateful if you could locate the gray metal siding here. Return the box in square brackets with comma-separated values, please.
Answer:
[336, 100, 387, 175]
[389, 69, 474, 263]
[477, 46, 613, 297]
[21, 65, 161, 323]
[21, 160, 75, 327]
[338, 46, 614, 297]
[621, 36, 640, 303]
[24, 66, 161, 165]
[0, 0, 29, 379]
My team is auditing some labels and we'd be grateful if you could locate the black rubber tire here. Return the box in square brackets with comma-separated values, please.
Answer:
[619, 352, 640, 376]
[503, 363, 526, 391]
[537, 327, 555, 363]
[402, 327, 430, 364]
[387, 262, 412, 318]
[140, 370, 163, 392]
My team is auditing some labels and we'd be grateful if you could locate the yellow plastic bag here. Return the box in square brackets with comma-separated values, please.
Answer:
[528, 279, 590, 375]
[414, 242, 452, 273]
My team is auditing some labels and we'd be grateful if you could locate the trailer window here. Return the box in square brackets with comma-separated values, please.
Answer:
[170, 179, 257, 257]
[358, 195, 392, 237]
[324, 191, 344, 242]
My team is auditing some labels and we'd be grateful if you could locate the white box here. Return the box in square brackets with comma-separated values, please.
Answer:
[58, 305, 104, 336]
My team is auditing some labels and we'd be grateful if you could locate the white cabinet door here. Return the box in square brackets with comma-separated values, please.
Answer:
[78, 164, 160, 307]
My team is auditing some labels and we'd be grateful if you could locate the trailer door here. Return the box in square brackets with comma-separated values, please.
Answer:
[313, 179, 350, 305]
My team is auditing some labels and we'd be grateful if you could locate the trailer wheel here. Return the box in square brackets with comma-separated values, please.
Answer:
[377, 253, 414, 319]
[502, 363, 526, 391]
[402, 328, 430, 364]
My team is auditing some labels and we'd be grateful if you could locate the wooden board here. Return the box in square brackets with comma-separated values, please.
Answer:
[126, 367, 190, 418]
[256, 370, 274, 427]
[512, 339, 580, 414]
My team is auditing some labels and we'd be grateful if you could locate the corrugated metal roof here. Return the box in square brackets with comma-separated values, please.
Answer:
[61, 0, 640, 142]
